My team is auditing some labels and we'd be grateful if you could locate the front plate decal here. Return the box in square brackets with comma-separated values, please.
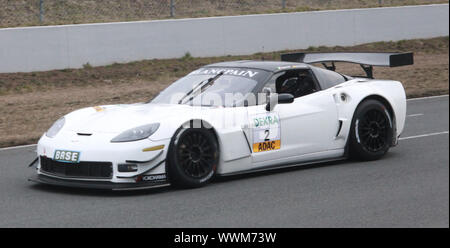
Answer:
[53, 150, 81, 163]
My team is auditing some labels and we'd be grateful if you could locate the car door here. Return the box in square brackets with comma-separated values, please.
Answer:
[247, 69, 340, 167]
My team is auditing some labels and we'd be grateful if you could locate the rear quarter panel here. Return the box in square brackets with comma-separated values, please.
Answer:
[328, 79, 406, 149]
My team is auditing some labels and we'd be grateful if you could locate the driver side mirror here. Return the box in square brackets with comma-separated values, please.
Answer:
[265, 93, 294, 111]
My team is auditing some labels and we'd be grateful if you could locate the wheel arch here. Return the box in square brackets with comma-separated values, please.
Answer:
[181, 119, 220, 143]
[345, 94, 398, 157]
[165, 117, 253, 176]
[360, 94, 396, 122]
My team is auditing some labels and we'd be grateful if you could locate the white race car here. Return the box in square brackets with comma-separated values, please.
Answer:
[29, 52, 413, 190]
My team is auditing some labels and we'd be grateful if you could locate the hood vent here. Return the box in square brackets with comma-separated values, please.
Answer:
[77, 133, 92, 136]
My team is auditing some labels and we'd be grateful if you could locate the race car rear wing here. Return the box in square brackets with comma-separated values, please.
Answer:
[280, 52, 414, 78]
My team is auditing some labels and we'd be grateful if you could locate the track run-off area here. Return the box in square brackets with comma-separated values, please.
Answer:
[0, 95, 448, 227]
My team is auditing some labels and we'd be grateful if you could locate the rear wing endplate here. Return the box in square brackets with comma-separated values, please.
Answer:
[280, 52, 414, 78]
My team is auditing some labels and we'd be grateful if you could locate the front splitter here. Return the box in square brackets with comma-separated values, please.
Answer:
[29, 174, 170, 191]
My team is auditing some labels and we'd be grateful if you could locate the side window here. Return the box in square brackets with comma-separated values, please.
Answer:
[260, 69, 319, 104]
[311, 67, 346, 89]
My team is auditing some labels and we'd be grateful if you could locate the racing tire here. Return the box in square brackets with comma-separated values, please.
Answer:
[167, 127, 220, 188]
[349, 99, 394, 161]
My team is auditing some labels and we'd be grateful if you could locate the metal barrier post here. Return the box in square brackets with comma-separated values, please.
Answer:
[39, 0, 44, 23]
[170, 0, 175, 17]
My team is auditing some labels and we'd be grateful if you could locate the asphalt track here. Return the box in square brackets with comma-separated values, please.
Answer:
[0, 96, 448, 227]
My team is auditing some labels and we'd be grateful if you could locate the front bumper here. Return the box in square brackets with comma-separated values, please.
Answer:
[32, 132, 172, 189]
[29, 174, 169, 191]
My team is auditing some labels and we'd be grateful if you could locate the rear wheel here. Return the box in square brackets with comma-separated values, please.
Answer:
[349, 99, 393, 161]
[167, 127, 219, 188]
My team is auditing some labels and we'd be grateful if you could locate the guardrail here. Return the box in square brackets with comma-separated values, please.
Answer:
[0, 4, 448, 73]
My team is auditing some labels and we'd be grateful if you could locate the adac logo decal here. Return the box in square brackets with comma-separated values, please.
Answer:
[253, 140, 281, 153]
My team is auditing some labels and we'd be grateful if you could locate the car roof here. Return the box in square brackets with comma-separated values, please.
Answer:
[203, 60, 310, 72]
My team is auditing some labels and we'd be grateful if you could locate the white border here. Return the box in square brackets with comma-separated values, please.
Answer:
[0, 144, 36, 151]
[399, 131, 449, 141]
[406, 94, 448, 101]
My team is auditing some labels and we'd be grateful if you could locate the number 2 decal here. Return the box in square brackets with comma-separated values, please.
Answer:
[251, 113, 281, 153]
[264, 129, 270, 141]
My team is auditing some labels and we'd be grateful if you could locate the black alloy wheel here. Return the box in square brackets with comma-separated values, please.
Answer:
[349, 99, 394, 161]
[177, 131, 216, 179]
[167, 127, 219, 188]
[358, 109, 389, 153]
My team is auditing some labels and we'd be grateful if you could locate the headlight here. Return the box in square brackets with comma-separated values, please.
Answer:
[46, 117, 65, 138]
[111, 123, 160, 143]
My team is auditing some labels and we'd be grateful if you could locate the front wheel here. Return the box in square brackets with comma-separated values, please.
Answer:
[349, 99, 394, 161]
[167, 127, 219, 188]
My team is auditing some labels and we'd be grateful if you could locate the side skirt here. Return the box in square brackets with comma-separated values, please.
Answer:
[219, 156, 348, 177]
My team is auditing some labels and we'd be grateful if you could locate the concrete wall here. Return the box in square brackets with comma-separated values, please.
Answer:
[0, 4, 448, 73]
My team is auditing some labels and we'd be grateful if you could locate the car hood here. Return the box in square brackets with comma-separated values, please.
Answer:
[64, 103, 200, 133]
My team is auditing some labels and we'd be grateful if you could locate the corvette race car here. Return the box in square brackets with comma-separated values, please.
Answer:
[29, 52, 413, 190]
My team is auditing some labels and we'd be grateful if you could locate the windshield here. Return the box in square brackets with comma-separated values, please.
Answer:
[151, 68, 269, 107]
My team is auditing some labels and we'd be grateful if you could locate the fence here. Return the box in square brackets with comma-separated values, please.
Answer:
[0, 0, 446, 28]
